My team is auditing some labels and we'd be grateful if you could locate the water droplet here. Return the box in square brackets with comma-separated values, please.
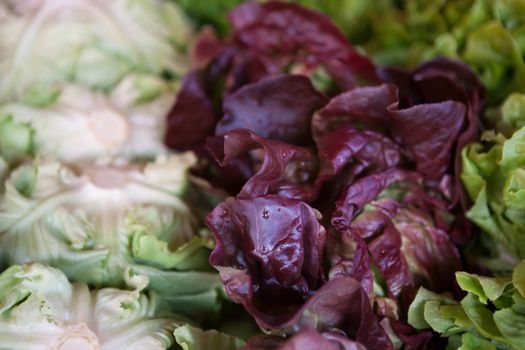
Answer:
[262, 209, 270, 219]
[262, 246, 268, 252]
[282, 151, 288, 158]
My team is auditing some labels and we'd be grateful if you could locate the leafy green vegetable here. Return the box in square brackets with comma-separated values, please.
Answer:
[0, 263, 185, 350]
[0, 0, 192, 105]
[0, 115, 34, 164]
[408, 260, 525, 350]
[0, 77, 175, 163]
[295, 1, 525, 110]
[0, 154, 223, 321]
[173, 324, 245, 350]
[462, 126, 525, 274]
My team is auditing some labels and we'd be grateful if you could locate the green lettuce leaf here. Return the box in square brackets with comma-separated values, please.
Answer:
[0, 77, 175, 163]
[0, 263, 187, 350]
[0, 114, 34, 164]
[408, 261, 525, 350]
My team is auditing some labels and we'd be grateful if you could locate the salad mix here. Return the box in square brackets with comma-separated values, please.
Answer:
[0, 0, 524, 349]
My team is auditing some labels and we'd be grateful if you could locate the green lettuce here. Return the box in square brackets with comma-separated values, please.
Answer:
[0, 263, 243, 350]
[485, 93, 525, 137]
[408, 260, 525, 350]
[173, 325, 245, 350]
[0, 0, 192, 105]
[175, 0, 525, 108]
[295, 0, 525, 109]
[461, 128, 525, 274]
[0, 263, 184, 350]
[0, 76, 175, 164]
[0, 154, 223, 321]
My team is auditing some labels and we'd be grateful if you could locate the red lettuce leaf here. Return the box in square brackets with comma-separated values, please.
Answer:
[389, 101, 466, 181]
[206, 195, 392, 349]
[327, 228, 373, 296]
[391, 321, 445, 350]
[242, 329, 367, 350]
[332, 169, 462, 303]
[282, 330, 366, 350]
[207, 129, 318, 201]
[244, 329, 366, 350]
[312, 84, 398, 136]
[207, 195, 326, 328]
[229, 1, 379, 89]
[164, 71, 217, 150]
[217, 75, 328, 145]
[380, 58, 484, 110]
[176, 7, 484, 346]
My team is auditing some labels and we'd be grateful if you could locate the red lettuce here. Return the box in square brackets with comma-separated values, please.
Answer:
[243, 329, 366, 350]
[216, 75, 328, 145]
[332, 169, 462, 299]
[315, 127, 402, 182]
[207, 195, 392, 348]
[166, 3, 486, 348]
[275, 330, 365, 350]
[380, 59, 485, 244]
[207, 195, 326, 328]
[165, 1, 377, 152]
[206, 129, 318, 201]
[165, 72, 217, 150]
[312, 84, 397, 136]
[229, 1, 379, 89]
[389, 101, 466, 182]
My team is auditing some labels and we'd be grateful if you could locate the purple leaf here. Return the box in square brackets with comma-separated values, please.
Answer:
[217, 75, 328, 146]
[164, 71, 217, 150]
[389, 101, 466, 181]
[207, 129, 318, 201]
[312, 84, 398, 136]
[281, 329, 366, 350]
[242, 329, 366, 350]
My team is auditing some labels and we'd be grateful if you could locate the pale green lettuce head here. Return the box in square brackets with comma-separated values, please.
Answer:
[0, 76, 175, 164]
[0, 153, 224, 321]
[304, 0, 525, 108]
[173, 325, 245, 350]
[0, 263, 183, 350]
[0, 0, 192, 105]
